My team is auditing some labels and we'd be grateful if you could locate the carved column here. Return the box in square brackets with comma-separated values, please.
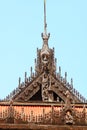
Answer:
[42, 73, 53, 102]
[42, 72, 49, 101]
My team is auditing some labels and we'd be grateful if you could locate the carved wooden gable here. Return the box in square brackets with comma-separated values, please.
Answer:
[12, 72, 82, 103]
[4, 1, 86, 103]
[5, 32, 86, 104]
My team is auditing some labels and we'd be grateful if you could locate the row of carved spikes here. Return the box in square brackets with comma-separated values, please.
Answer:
[35, 48, 39, 73]
[3, 64, 87, 103]
[55, 66, 73, 87]
[4, 67, 37, 101]
[55, 66, 87, 103]
[19, 68, 36, 86]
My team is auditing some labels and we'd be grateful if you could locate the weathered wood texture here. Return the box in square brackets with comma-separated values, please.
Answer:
[0, 124, 87, 130]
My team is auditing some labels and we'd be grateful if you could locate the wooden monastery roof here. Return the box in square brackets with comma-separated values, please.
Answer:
[0, 0, 87, 129]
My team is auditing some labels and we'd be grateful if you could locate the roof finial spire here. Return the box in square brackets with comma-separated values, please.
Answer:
[41, 0, 50, 43]
[44, 0, 47, 35]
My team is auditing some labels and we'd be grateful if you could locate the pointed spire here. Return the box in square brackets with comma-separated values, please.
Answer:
[41, 0, 50, 44]
[44, 0, 47, 35]
[41, 0, 50, 57]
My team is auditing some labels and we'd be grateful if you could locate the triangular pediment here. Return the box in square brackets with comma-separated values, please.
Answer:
[12, 73, 44, 102]
[12, 71, 82, 103]
[49, 74, 81, 103]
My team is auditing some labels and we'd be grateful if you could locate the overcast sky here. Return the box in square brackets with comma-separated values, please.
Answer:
[0, 0, 87, 99]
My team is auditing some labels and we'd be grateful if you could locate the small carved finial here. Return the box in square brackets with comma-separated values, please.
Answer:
[19, 77, 21, 87]
[30, 67, 32, 78]
[37, 48, 38, 53]
[25, 72, 27, 82]
[71, 78, 73, 87]
[59, 66, 61, 77]
[35, 58, 36, 65]
[65, 72, 67, 82]
[29, 77, 30, 81]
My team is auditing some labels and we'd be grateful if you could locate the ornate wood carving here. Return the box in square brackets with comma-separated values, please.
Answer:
[0, 103, 86, 126]
[13, 74, 43, 102]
